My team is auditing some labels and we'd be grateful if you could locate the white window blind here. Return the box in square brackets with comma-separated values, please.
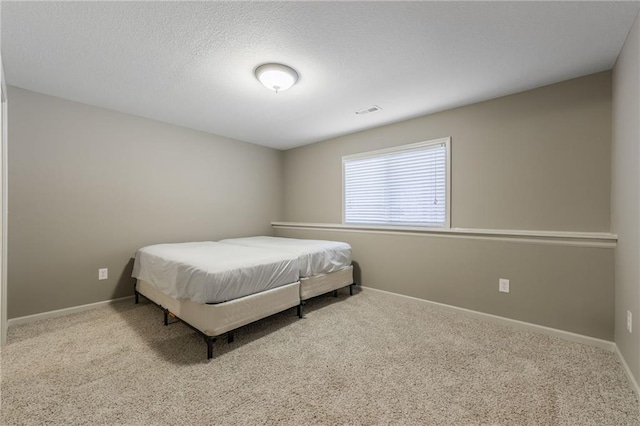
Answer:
[343, 138, 450, 228]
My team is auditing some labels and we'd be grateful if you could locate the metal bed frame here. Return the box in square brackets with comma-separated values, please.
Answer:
[296, 282, 356, 318]
[134, 279, 357, 359]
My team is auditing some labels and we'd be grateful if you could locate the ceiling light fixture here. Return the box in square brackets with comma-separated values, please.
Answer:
[255, 63, 299, 93]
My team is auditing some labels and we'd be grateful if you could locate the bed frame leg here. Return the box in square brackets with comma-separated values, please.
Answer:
[134, 279, 139, 304]
[349, 283, 354, 296]
[163, 309, 169, 326]
[227, 332, 234, 344]
[204, 336, 216, 360]
[297, 302, 305, 319]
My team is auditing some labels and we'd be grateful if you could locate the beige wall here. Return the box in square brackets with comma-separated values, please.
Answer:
[275, 228, 614, 340]
[7, 70, 618, 343]
[280, 73, 615, 340]
[612, 13, 640, 384]
[284, 72, 612, 232]
[7, 87, 282, 318]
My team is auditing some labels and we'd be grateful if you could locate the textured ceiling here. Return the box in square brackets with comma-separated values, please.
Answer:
[2, 2, 639, 150]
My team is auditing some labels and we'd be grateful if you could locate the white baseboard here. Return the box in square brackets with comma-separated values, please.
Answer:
[7, 295, 134, 327]
[362, 287, 615, 351]
[615, 345, 640, 401]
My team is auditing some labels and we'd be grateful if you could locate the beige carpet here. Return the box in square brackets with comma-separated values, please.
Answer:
[1, 288, 638, 425]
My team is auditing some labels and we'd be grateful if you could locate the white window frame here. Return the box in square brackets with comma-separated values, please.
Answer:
[342, 137, 451, 229]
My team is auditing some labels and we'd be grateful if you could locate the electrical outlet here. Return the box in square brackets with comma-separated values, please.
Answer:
[499, 279, 510, 293]
[627, 311, 633, 333]
[98, 268, 108, 280]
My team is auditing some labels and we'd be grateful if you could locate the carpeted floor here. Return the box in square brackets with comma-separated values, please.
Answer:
[1, 287, 638, 425]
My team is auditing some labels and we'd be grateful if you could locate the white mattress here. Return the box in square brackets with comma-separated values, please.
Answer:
[132, 242, 299, 304]
[218, 236, 351, 277]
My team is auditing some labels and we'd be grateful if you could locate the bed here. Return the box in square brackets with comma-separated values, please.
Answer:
[218, 236, 355, 316]
[132, 241, 301, 359]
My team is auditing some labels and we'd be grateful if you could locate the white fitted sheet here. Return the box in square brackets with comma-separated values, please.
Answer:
[132, 242, 299, 304]
[218, 236, 351, 277]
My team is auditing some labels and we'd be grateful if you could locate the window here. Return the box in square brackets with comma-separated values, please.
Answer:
[343, 137, 450, 228]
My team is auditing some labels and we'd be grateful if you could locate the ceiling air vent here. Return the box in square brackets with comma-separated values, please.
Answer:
[355, 105, 382, 115]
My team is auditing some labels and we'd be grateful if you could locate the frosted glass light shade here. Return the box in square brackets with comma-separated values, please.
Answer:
[255, 63, 299, 93]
